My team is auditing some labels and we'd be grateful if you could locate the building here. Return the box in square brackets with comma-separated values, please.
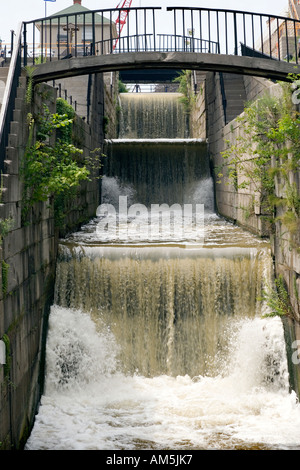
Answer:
[261, 0, 300, 60]
[35, 0, 117, 58]
[34, 0, 119, 125]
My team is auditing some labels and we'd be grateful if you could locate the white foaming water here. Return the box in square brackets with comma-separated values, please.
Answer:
[25, 307, 300, 451]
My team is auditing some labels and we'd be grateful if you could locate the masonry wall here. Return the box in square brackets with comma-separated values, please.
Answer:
[190, 72, 207, 140]
[0, 70, 111, 449]
[205, 71, 277, 234]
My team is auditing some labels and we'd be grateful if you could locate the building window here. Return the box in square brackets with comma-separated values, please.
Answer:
[82, 26, 93, 42]
[57, 28, 68, 46]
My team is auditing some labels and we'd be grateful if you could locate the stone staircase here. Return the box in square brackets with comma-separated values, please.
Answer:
[222, 73, 247, 124]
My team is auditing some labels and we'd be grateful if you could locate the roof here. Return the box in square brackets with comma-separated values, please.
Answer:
[47, 4, 113, 25]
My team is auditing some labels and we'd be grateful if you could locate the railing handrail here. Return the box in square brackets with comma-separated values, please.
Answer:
[0, 21, 23, 169]
[167, 6, 300, 24]
[23, 6, 162, 27]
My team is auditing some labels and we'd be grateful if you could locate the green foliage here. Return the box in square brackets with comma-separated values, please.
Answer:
[55, 98, 75, 143]
[0, 217, 14, 244]
[118, 79, 128, 93]
[173, 70, 195, 114]
[21, 104, 94, 226]
[103, 115, 109, 135]
[24, 66, 36, 105]
[219, 76, 300, 232]
[261, 275, 294, 318]
[2, 261, 9, 296]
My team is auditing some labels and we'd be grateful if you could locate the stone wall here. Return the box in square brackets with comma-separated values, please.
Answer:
[0, 70, 108, 449]
[190, 72, 207, 139]
[0, 77, 56, 450]
[205, 71, 277, 235]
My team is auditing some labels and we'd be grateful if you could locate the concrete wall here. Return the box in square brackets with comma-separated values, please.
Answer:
[205, 71, 276, 235]
[190, 72, 206, 140]
[51, 72, 119, 138]
[0, 69, 110, 449]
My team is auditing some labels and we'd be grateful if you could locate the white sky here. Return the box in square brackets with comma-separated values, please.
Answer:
[0, 0, 290, 44]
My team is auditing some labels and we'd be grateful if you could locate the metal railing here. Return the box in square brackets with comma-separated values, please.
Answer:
[0, 23, 23, 171]
[167, 7, 300, 62]
[96, 33, 219, 54]
[23, 7, 162, 64]
[21, 6, 300, 65]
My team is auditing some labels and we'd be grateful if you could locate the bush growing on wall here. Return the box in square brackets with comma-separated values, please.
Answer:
[21, 103, 91, 226]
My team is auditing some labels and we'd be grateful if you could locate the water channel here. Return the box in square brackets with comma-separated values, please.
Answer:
[25, 92, 300, 450]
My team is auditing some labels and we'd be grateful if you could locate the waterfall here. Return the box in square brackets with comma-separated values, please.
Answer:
[118, 93, 187, 138]
[102, 139, 213, 210]
[25, 92, 300, 451]
[54, 244, 272, 378]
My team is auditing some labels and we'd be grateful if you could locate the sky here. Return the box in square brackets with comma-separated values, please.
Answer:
[0, 0, 290, 45]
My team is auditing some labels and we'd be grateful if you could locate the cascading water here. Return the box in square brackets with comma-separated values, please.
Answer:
[118, 92, 188, 138]
[25, 92, 300, 451]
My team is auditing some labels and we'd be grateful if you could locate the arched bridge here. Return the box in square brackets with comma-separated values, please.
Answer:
[2, 5, 300, 164]
[20, 6, 300, 83]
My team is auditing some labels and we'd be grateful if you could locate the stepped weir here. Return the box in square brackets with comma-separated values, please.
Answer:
[25, 92, 300, 451]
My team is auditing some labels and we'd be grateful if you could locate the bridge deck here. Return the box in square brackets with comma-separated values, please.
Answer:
[32, 51, 300, 84]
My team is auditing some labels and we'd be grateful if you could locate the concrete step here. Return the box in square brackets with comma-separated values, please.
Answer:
[222, 73, 247, 123]
[0, 68, 9, 78]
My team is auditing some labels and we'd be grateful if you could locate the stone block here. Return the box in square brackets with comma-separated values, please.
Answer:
[13, 97, 24, 111]
[7, 134, 18, 148]
[1, 174, 21, 203]
[4, 149, 20, 175]
[3, 227, 28, 259]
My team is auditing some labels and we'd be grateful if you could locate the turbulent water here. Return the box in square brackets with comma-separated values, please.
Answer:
[25, 302, 300, 450]
[25, 92, 300, 451]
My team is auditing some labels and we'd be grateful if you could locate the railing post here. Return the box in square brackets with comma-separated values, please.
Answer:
[233, 12, 238, 55]
[92, 12, 95, 55]
[153, 8, 156, 52]
[110, 10, 113, 54]
[285, 20, 289, 61]
[10, 30, 14, 54]
[173, 10, 177, 51]
[294, 21, 298, 64]
[58, 17, 60, 59]
[101, 12, 104, 54]
[23, 24, 27, 66]
[50, 18, 53, 61]
[144, 8, 147, 52]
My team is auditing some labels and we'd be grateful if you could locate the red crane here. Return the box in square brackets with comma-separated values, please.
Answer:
[114, 0, 133, 49]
